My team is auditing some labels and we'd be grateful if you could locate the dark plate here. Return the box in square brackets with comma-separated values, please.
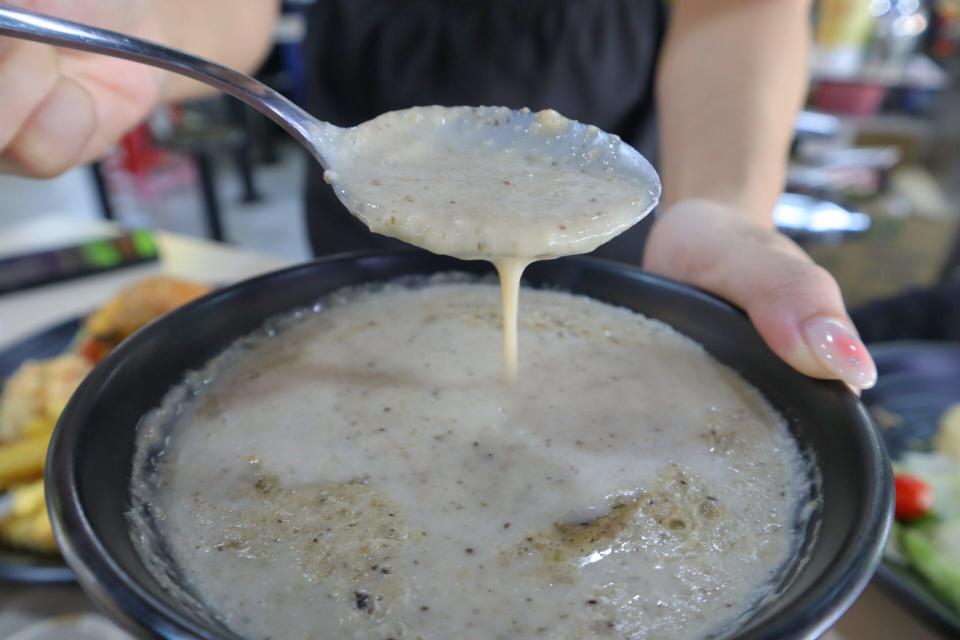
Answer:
[863, 341, 960, 638]
[47, 252, 892, 640]
[0, 317, 81, 584]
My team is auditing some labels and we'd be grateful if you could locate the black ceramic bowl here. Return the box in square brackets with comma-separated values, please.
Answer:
[46, 251, 892, 639]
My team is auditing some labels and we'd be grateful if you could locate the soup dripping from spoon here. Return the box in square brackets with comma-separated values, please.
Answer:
[322, 105, 661, 379]
[0, 7, 661, 379]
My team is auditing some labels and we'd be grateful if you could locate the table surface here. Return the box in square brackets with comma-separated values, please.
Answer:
[0, 219, 946, 640]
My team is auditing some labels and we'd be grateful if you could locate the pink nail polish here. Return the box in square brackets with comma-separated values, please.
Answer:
[801, 317, 877, 389]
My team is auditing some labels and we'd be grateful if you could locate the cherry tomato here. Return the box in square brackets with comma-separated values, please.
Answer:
[894, 474, 933, 521]
[76, 338, 111, 364]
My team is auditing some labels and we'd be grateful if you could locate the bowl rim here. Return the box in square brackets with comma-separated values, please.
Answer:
[45, 250, 893, 640]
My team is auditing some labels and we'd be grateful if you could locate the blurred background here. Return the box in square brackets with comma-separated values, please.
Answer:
[0, 0, 958, 304]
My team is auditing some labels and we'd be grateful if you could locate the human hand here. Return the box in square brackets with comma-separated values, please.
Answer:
[0, 0, 162, 177]
[643, 199, 876, 389]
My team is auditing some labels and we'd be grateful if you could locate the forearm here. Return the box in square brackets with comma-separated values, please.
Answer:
[154, 0, 280, 101]
[647, 1, 877, 389]
[656, 0, 813, 225]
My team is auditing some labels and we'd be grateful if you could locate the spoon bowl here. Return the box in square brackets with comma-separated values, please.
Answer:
[326, 105, 660, 259]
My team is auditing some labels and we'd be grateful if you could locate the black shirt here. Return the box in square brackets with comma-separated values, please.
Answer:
[303, 0, 667, 264]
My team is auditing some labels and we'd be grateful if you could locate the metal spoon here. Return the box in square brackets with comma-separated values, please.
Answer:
[0, 5, 338, 167]
[0, 5, 660, 258]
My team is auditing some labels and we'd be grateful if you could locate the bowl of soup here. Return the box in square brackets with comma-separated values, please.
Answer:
[46, 251, 891, 639]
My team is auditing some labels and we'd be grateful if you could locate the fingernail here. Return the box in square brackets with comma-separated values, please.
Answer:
[801, 317, 877, 389]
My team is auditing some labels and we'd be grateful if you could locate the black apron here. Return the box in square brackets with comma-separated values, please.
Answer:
[303, 0, 666, 265]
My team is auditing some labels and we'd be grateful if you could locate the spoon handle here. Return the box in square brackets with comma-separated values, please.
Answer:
[0, 6, 331, 166]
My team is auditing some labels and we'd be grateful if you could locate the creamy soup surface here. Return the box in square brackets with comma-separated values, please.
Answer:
[130, 281, 814, 640]
[324, 106, 660, 261]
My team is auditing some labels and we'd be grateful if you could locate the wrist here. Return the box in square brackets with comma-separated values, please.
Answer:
[658, 197, 776, 230]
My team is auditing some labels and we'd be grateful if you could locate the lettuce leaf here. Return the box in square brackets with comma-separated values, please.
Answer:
[901, 518, 960, 612]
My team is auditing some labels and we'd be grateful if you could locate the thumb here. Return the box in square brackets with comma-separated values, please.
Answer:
[740, 258, 876, 390]
[645, 201, 877, 389]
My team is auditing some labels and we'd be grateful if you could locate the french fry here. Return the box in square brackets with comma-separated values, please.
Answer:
[19, 415, 56, 440]
[30, 508, 57, 552]
[4, 479, 46, 520]
[0, 432, 49, 490]
[0, 507, 57, 553]
[0, 481, 56, 553]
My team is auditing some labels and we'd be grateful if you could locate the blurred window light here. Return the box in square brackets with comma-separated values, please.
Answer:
[775, 193, 871, 235]
[870, 0, 892, 16]
[896, 0, 920, 14]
